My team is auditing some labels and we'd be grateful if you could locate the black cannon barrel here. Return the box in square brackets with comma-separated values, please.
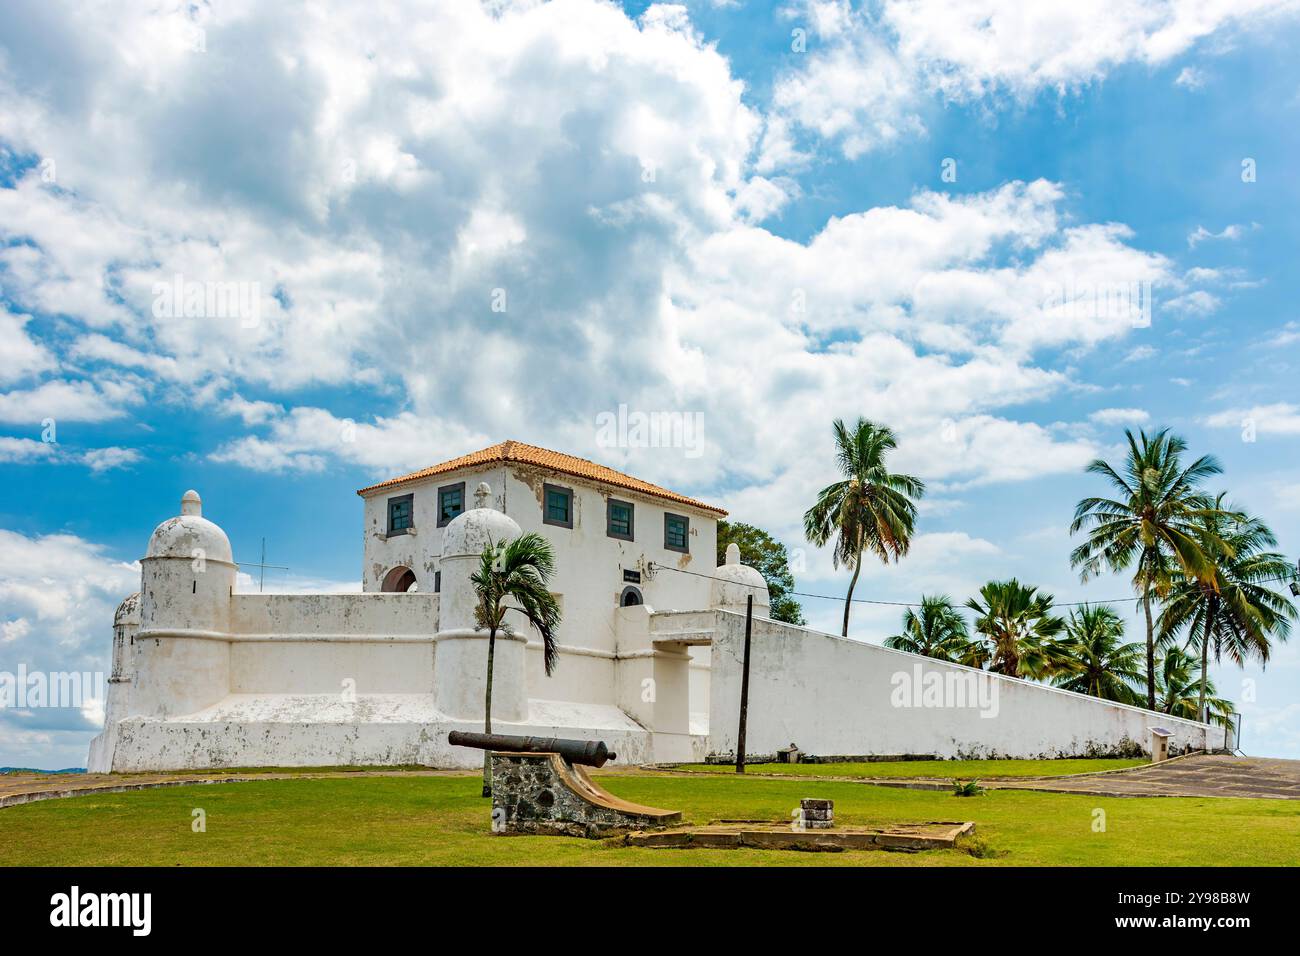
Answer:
[448, 731, 617, 767]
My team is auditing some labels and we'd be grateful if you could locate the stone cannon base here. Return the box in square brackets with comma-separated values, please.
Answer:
[626, 821, 975, 853]
[490, 752, 681, 838]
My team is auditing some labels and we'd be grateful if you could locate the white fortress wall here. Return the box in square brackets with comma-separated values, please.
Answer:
[501, 464, 716, 708]
[98, 476, 718, 771]
[707, 611, 1225, 760]
[107, 586, 665, 772]
[110, 711, 658, 772]
[360, 462, 717, 712]
[98, 466, 1222, 775]
[226, 593, 440, 696]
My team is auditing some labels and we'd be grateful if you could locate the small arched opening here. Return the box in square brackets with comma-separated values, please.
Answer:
[619, 585, 643, 607]
[381, 566, 419, 592]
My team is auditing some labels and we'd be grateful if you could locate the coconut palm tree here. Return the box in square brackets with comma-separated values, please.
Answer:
[885, 595, 985, 666]
[804, 418, 925, 636]
[1157, 495, 1297, 722]
[1069, 428, 1225, 710]
[965, 580, 1066, 679]
[470, 532, 562, 796]
[1155, 646, 1236, 728]
[1051, 604, 1144, 703]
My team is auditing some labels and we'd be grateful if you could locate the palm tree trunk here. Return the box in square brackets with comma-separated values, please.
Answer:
[841, 547, 863, 637]
[481, 627, 497, 798]
[1142, 589, 1156, 711]
[1198, 602, 1214, 724]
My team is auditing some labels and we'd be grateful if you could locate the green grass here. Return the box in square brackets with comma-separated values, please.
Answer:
[669, 758, 1147, 778]
[1, 771, 1296, 866]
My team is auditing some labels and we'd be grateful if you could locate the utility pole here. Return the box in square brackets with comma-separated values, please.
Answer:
[238, 537, 288, 592]
[736, 593, 753, 774]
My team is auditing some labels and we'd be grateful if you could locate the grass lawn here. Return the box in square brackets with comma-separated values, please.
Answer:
[1, 771, 1296, 866]
[669, 758, 1147, 779]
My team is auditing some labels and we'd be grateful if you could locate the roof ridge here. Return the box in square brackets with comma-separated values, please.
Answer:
[356, 440, 726, 516]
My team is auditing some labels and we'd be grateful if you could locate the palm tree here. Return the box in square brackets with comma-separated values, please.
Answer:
[804, 418, 925, 636]
[885, 595, 985, 666]
[965, 580, 1066, 679]
[1051, 604, 1144, 703]
[470, 532, 562, 796]
[1157, 495, 1297, 722]
[1069, 428, 1225, 710]
[1155, 646, 1236, 728]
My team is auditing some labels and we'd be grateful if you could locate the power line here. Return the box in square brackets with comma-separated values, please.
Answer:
[647, 561, 1298, 610]
[237, 537, 289, 593]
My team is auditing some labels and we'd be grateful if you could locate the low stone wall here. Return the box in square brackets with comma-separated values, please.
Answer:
[230, 592, 439, 636]
[106, 709, 665, 771]
[489, 753, 679, 837]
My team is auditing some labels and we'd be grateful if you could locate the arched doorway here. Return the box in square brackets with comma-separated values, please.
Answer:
[619, 585, 643, 607]
[381, 566, 418, 592]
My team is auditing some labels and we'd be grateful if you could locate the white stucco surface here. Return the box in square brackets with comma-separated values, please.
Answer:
[90, 471, 1226, 772]
[707, 611, 1225, 759]
[106, 694, 660, 771]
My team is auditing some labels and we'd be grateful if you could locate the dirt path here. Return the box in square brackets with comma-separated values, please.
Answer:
[7, 754, 1298, 808]
[750, 755, 1300, 799]
[953, 755, 1300, 799]
[0, 768, 475, 809]
[639, 754, 1300, 799]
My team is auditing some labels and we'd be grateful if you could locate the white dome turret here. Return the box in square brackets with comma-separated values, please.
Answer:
[712, 542, 771, 614]
[110, 591, 142, 683]
[134, 490, 237, 718]
[440, 482, 521, 559]
[138, 487, 236, 634]
[146, 490, 233, 564]
[434, 482, 529, 723]
[114, 591, 142, 628]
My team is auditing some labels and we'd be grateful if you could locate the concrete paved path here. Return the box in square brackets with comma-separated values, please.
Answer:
[867, 755, 1300, 799]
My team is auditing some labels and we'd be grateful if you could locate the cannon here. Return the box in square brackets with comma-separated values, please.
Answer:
[447, 731, 618, 768]
[449, 730, 678, 836]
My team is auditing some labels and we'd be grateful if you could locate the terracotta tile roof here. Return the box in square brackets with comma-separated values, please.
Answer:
[356, 440, 727, 516]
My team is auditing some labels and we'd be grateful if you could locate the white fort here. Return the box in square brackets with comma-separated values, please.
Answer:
[89, 440, 1225, 772]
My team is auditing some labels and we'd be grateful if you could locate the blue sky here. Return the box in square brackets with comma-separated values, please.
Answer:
[2, 0, 1300, 767]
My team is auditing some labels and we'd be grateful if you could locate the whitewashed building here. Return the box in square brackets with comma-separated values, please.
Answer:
[88, 441, 1226, 772]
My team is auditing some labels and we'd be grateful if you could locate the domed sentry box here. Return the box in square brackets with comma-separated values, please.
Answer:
[449, 732, 681, 838]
